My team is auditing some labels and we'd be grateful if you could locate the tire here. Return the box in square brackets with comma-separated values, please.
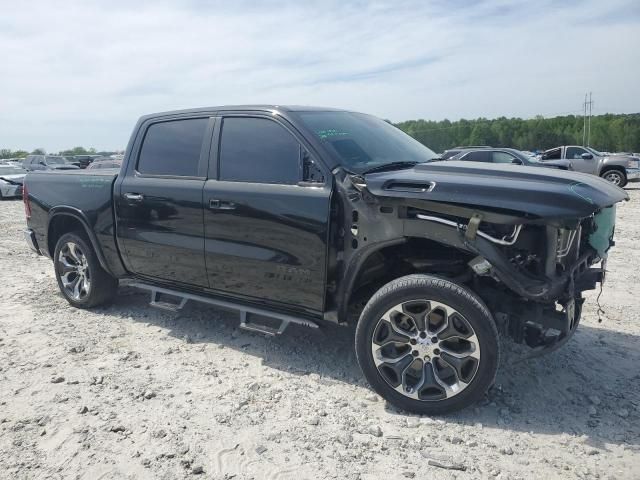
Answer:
[355, 274, 499, 415]
[53, 231, 118, 308]
[600, 169, 627, 188]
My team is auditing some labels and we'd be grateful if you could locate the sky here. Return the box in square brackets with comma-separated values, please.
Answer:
[1, 0, 639, 152]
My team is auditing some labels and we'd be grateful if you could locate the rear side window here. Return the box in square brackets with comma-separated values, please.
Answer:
[137, 118, 208, 176]
[543, 148, 562, 160]
[441, 150, 460, 160]
[219, 117, 301, 184]
[462, 151, 490, 162]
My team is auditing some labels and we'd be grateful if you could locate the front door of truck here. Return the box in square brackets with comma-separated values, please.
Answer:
[115, 116, 214, 287]
[203, 114, 331, 313]
[565, 146, 597, 174]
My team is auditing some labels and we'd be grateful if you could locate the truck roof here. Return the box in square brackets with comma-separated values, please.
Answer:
[139, 105, 349, 122]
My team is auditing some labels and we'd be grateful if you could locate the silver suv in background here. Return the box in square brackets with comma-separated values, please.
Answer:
[540, 146, 639, 187]
[22, 155, 80, 171]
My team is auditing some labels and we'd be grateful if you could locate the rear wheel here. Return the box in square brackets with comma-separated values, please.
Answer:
[355, 274, 499, 415]
[601, 169, 627, 187]
[54, 232, 118, 308]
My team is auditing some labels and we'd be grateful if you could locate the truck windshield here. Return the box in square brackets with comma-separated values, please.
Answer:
[586, 147, 603, 157]
[297, 111, 437, 173]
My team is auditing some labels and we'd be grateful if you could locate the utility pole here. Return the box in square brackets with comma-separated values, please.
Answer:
[583, 93, 587, 146]
[587, 92, 593, 147]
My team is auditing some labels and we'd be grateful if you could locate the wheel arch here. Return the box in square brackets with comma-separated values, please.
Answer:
[336, 238, 406, 323]
[600, 165, 626, 176]
[47, 208, 114, 276]
[337, 236, 473, 324]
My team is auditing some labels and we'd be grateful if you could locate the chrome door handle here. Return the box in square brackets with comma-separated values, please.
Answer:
[209, 199, 235, 210]
[124, 193, 144, 202]
[219, 201, 236, 210]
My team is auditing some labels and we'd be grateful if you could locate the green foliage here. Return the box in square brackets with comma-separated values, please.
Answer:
[60, 146, 97, 156]
[396, 113, 640, 153]
[0, 149, 28, 159]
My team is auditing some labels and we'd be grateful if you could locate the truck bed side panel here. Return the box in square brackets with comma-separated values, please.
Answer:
[25, 170, 126, 277]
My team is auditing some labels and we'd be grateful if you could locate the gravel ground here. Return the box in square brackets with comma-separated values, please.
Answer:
[1, 190, 639, 480]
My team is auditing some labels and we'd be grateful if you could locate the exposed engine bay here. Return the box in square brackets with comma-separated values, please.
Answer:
[328, 162, 627, 355]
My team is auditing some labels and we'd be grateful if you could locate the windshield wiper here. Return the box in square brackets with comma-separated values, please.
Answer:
[362, 161, 419, 175]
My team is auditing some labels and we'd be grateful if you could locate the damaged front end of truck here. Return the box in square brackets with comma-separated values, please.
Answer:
[332, 161, 628, 354]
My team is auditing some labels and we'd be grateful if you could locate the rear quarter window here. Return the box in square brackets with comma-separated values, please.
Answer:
[137, 118, 208, 177]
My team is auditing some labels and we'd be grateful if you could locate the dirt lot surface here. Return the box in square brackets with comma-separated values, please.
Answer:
[1, 190, 639, 480]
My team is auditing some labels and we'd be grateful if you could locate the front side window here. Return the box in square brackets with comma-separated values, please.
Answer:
[137, 118, 208, 176]
[219, 117, 301, 184]
[566, 146, 588, 159]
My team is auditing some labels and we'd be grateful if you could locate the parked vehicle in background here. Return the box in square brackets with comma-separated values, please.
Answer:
[440, 145, 491, 160]
[1, 158, 26, 166]
[86, 158, 122, 169]
[23, 155, 80, 171]
[70, 155, 101, 169]
[540, 146, 639, 187]
[448, 148, 572, 170]
[0, 165, 26, 198]
[23, 105, 627, 415]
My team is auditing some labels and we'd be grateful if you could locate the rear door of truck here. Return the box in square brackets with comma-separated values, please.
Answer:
[202, 113, 332, 312]
[114, 115, 215, 287]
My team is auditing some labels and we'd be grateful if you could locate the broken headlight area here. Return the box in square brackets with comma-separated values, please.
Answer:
[405, 207, 613, 350]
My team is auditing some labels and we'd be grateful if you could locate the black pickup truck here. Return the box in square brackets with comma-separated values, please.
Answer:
[23, 106, 627, 414]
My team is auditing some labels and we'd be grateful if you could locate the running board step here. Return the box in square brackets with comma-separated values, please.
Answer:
[240, 310, 318, 337]
[130, 282, 319, 335]
[150, 290, 188, 312]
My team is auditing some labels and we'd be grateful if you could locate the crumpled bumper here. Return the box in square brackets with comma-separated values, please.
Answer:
[0, 183, 22, 198]
[626, 168, 640, 182]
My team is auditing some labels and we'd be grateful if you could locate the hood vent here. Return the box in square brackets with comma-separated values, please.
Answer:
[383, 181, 435, 193]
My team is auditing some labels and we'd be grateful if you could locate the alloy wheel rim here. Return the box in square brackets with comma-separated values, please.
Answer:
[605, 172, 622, 185]
[58, 242, 91, 301]
[371, 299, 480, 401]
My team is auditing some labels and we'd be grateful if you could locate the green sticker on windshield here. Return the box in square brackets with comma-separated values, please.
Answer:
[316, 129, 349, 140]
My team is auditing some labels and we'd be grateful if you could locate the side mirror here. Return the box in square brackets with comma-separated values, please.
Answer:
[511, 159, 523, 165]
[581, 153, 593, 159]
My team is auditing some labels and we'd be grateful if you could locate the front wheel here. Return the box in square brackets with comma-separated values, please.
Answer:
[54, 232, 118, 308]
[601, 169, 627, 187]
[355, 275, 499, 415]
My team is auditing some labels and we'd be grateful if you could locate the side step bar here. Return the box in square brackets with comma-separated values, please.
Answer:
[129, 282, 319, 336]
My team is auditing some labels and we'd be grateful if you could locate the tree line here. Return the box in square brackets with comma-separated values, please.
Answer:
[2, 113, 639, 159]
[396, 113, 640, 154]
[0, 146, 105, 159]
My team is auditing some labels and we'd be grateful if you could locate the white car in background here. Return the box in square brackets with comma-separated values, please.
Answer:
[0, 165, 26, 199]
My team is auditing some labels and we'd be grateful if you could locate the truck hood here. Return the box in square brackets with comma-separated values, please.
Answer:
[364, 161, 628, 222]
